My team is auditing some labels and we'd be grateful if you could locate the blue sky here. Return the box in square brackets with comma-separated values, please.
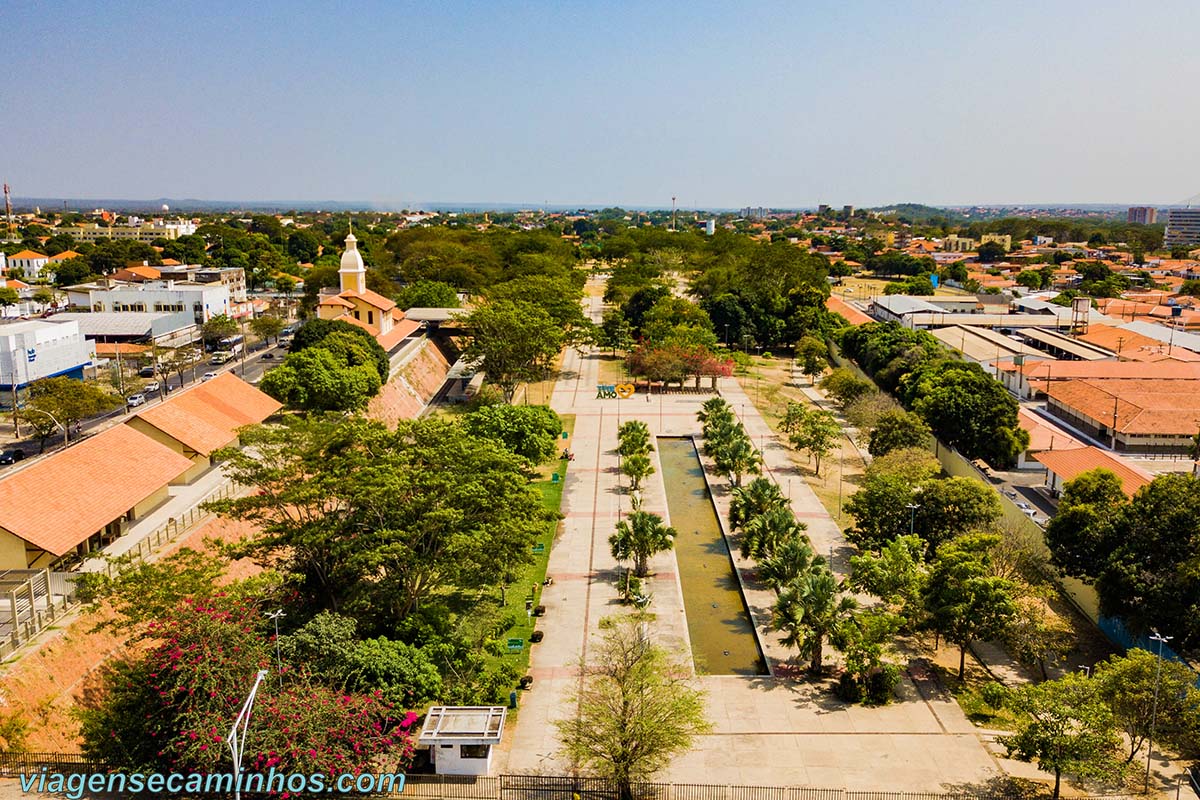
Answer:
[5, 0, 1199, 208]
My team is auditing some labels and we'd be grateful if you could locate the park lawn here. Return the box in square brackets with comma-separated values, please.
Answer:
[947, 675, 1029, 732]
[493, 414, 575, 688]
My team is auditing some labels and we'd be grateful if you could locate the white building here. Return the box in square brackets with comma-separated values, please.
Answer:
[417, 706, 506, 777]
[0, 319, 91, 395]
[6, 250, 50, 280]
[1164, 208, 1200, 249]
[88, 280, 231, 324]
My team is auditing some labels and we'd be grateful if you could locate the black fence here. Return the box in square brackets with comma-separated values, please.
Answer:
[0, 754, 1139, 800]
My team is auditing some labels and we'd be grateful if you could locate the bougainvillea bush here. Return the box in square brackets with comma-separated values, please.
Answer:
[78, 594, 416, 777]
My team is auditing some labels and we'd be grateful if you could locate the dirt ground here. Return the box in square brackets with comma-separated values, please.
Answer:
[0, 516, 262, 751]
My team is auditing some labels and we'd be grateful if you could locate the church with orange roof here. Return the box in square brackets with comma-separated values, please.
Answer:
[315, 228, 421, 353]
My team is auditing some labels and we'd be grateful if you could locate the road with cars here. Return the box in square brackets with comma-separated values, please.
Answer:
[1, 340, 288, 464]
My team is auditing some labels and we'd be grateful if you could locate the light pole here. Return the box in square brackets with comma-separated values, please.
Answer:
[227, 669, 268, 800]
[906, 503, 920, 536]
[1146, 630, 1174, 792]
[23, 407, 68, 449]
[265, 609, 285, 689]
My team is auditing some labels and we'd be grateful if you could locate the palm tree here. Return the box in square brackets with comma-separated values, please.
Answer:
[617, 420, 652, 459]
[757, 531, 815, 590]
[714, 433, 761, 487]
[772, 566, 858, 675]
[610, 511, 676, 578]
[740, 505, 799, 561]
[728, 477, 787, 532]
[621, 452, 655, 491]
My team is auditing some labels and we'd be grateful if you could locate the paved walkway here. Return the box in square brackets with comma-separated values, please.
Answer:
[502, 283, 1005, 791]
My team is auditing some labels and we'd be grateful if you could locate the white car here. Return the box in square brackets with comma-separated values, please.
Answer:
[143, 381, 161, 394]
[127, 394, 146, 407]
[202, 372, 218, 382]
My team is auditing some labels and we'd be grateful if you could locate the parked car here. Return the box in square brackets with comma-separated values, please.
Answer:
[0, 449, 25, 465]
[143, 381, 161, 393]
[138, 366, 157, 378]
[261, 352, 275, 360]
[127, 394, 146, 407]
[202, 371, 218, 382]
[1004, 489, 1017, 499]
[1016, 501, 1033, 511]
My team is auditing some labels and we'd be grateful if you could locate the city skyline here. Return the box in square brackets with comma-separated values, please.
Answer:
[5, 0, 1200, 207]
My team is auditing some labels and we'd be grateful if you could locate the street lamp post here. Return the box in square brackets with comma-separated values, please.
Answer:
[227, 670, 269, 800]
[265, 609, 285, 689]
[23, 407, 68, 449]
[1146, 630, 1174, 792]
[906, 503, 920, 536]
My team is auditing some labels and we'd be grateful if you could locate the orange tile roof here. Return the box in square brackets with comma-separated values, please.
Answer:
[8, 250, 47, 260]
[130, 373, 282, 455]
[319, 296, 355, 309]
[116, 265, 161, 280]
[160, 258, 182, 266]
[47, 250, 82, 262]
[1033, 446, 1152, 498]
[1076, 327, 1200, 362]
[341, 289, 397, 312]
[376, 318, 421, 350]
[1046, 379, 1200, 436]
[0, 425, 194, 556]
[1020, 359, 1200, 381]
[94, 342, 151, 357]
[826, 295, 873, 326]
[1018, 408, 1084, 453]
[338, 314, 375, 333]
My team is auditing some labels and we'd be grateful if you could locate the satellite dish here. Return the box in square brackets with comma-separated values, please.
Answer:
[161, 204, 170, 211]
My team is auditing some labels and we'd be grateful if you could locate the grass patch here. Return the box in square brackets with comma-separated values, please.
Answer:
[935, 665, 1029, 732]
[495, 414, 576, 683]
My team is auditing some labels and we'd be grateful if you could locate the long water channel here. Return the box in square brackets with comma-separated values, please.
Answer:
[657, 437, 767, 676]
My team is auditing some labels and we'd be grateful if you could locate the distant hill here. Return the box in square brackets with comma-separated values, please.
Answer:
[871, 203, 963, 223]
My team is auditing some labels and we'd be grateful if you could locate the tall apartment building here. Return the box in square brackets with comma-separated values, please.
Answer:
[980, 233, 1012, 250]
[1127, 206, 1158, 225]
[942, 234, 977, 253]
[1164, 209, 1200, 249]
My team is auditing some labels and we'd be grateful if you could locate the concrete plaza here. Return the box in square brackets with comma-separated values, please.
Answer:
[500, 287, 1007, 791]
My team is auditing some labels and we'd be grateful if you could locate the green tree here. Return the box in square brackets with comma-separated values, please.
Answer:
[211, 417, 554, 619]
[1044, 468, 1126, 579]
[556, 616, 710, 800]
[260, 346, 381, 412]
[249, 314, 285, 343]
[395, 279, 459, 310]
[713, 432, 761, 487]
[911, 476, 1003, 552]
[462, 300, 565, 403]
[1001, 673, 1124, 800]
[31, 288, 55, 306]
[1093, 648, 1200, 763]
[200, 314, 239, 349]
[599, 309, 636, 355]
[290, 318, 389, 382]
[923, 533, 1019, 678]
[616, 420, 652, 459]
[610, 511, 676, 578]
[728, 477, 788, 532]
[620, 452, 655, 492]
[773, 565, 858, 675]
[286, 228, 322, 263]
[819, 368, 875, 407]
[463, 404, 563, 465]
[849, 534, 927, 624]
[796, 336, 828, 384]
[977, 241, 1007, 263]
[784, 406, 841, 476]
[867, 409, 930, 457]
[51, 257, 94, 286]
[23, 378, 121, 451]
[1004, 592, 1074, 681]
[1016, 270, 1044, 290]
[740, 505, 803, 562]
[0, 287, 18, 307]
[758, 534, 816, 591]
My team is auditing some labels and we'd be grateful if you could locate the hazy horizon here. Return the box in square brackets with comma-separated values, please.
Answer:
[6, 0, 1199, 208]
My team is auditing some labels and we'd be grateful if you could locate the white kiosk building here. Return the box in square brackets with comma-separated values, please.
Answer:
[417, 706, 507, 777]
